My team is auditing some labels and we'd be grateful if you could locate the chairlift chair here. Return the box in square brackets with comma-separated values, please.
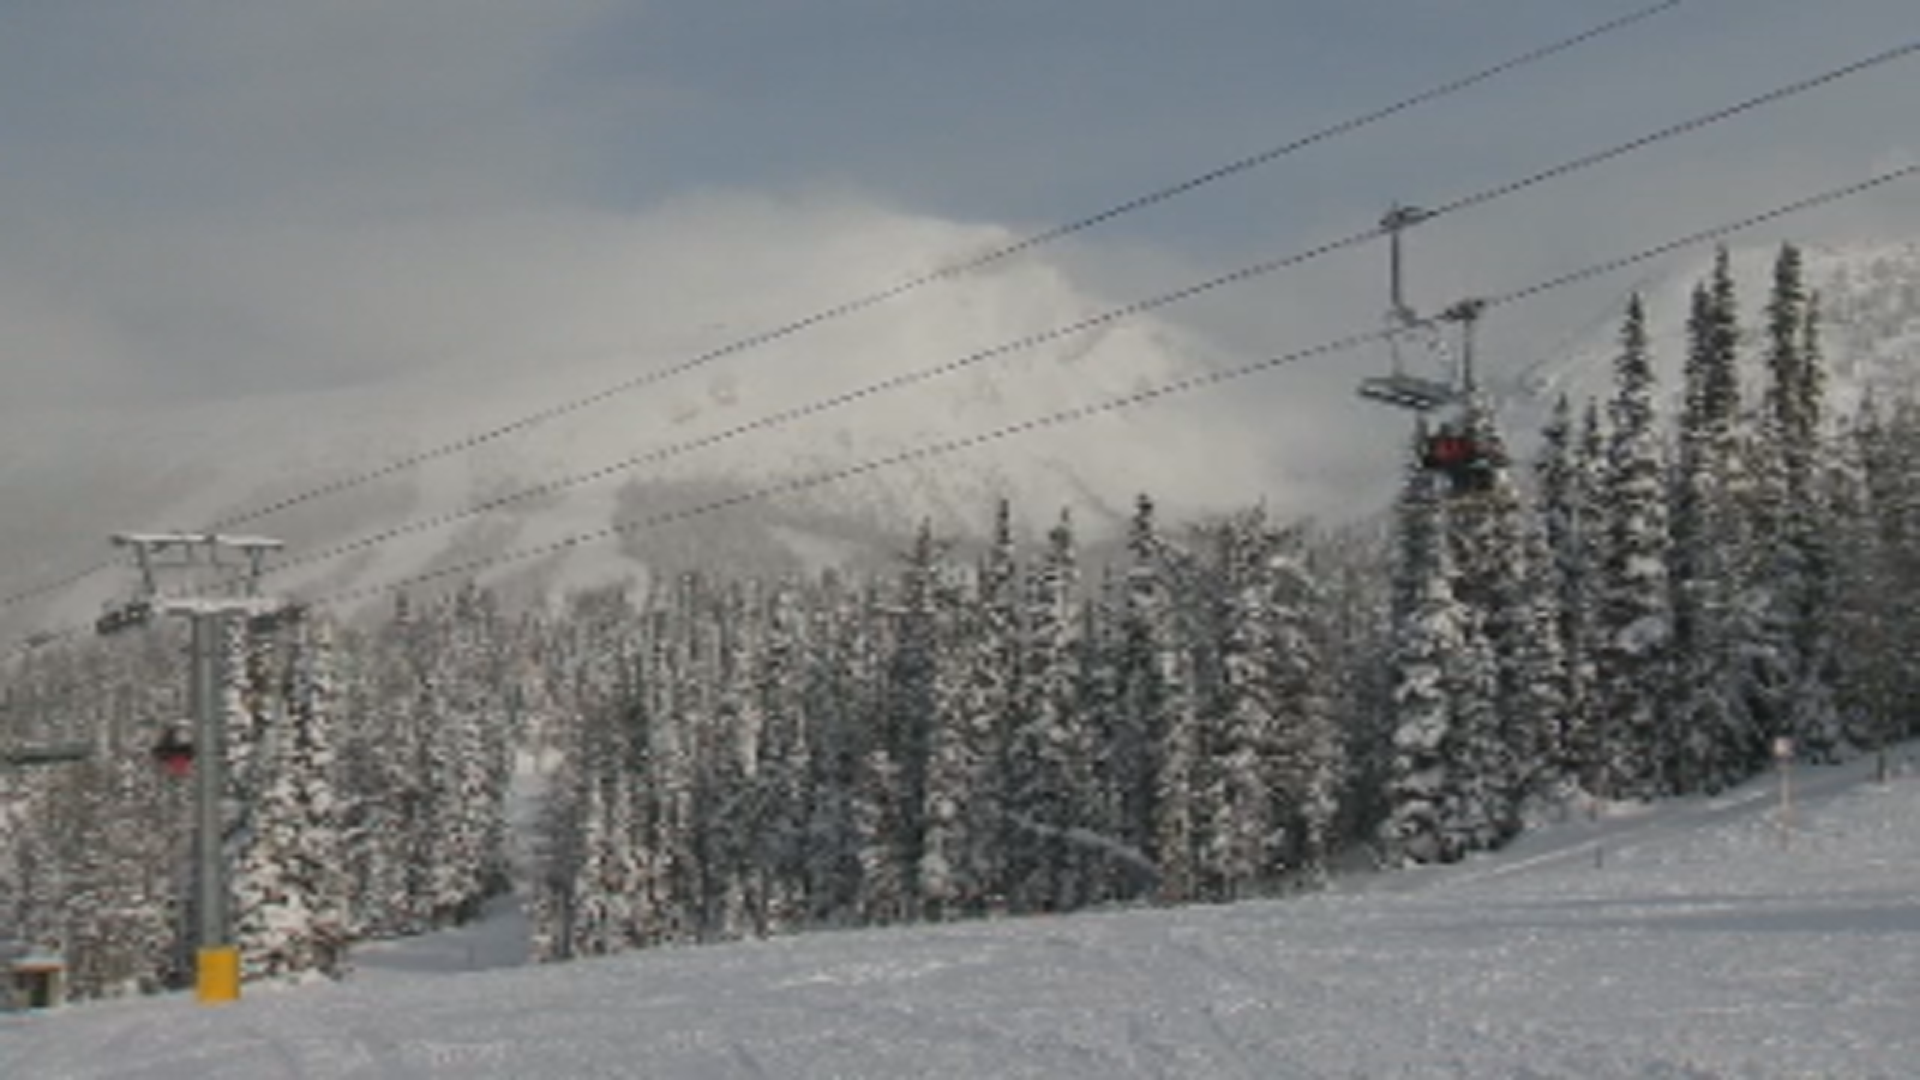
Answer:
[151, 726, 194, 779]
[1353, 208, 1505, 497]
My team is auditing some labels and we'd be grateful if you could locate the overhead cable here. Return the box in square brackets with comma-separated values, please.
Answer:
[255, 40, 1920, 580]
[303, 162, 1920, 608]
[0, 1, 1684, 618]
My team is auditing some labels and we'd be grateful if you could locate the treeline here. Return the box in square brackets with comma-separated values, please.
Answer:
[525, 500, 1348, 959]
[1383, 243, 1918, 863]
[5, 242, 1920, 998]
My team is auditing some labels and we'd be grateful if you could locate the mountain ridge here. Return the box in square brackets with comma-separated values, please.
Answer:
[0, 216, 1277, 630]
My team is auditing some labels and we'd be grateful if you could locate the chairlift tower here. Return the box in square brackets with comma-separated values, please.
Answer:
[95, 531, 293, 1005]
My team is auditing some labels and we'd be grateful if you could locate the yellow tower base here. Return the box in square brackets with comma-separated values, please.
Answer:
[196, 946, 241, 1004]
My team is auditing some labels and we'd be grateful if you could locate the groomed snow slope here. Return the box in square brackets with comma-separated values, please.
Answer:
[6, 750, 1919, 1079]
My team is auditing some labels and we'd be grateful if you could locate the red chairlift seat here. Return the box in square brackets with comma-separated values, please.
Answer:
[152, 727, 194, 779]
[1422, 430, 1503, 496]
[1423, 433, 1477, 470]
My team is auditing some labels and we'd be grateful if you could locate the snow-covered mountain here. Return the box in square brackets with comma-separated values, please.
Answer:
[1495, 238, 1920, 432]
[0, 215, 1280, 632]
[7, 227, 1920, 639]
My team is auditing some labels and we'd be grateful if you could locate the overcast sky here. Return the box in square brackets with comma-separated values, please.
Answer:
[1, 1, 1915, 424]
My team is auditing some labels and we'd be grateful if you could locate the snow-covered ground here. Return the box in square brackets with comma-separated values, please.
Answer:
[6, 748, 1919, 1079]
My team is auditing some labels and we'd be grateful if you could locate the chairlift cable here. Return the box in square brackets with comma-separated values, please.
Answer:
[292, 162, 1920, 607]
[0, 3, 1689, 618]
[232, 40, 1920, 586]
[10, 161, 1916, 652]
[12, 31, 1918, 657]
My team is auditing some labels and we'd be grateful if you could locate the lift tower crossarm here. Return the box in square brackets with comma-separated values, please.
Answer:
[107, 532, 285, 603]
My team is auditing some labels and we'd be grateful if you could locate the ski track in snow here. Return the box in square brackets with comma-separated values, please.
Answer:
[5, 749, 1920, 1078]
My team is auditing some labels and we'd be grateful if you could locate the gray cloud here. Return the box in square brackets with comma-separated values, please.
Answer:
[0, 0, 1915, 477]
[0, 1, 625, 404]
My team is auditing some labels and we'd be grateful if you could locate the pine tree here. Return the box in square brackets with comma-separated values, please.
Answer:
[1534, 394, 1595, 789]
[1263, 523, 1343, 887]
[872, 522, 955, 922]
[1115, 496, 1200, 902]
[422, 586, 513, 927]
[1381, 442, 1467, 866]
[1197, 509, 1280, 899]
[752, 580, 814, 934]
[1505, 516, 1568, 810]
[1447, 402, 1534, 843]
[647, 598, 703, 943]
[1077, 565, 1149, 903]
[801, 574, 872, 929]
[334, 599, 429, 939]
[1112, 497, 1163, 888]
[1006, 510, 1088, 912]
[1668, 253, 1753, 794]
[940, 500, 1020, 916]
[704, 580, 767, 941]
[1783, 279, 1842, 761]
[1828, 404, 1893, 760]
[528, 679, 589, 963]
[60, 745, 178, 998]
[1596, 294, 1672, 800]
[233, 613, 353, 981]
[914, 530, 980, 923]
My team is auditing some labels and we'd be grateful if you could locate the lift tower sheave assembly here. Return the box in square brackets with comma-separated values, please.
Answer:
[94, 531, 292, 1005]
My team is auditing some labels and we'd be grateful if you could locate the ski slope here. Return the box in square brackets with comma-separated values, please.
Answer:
[5, 749, 1918, 1079]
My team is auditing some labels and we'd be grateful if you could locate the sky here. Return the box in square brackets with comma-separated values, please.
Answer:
[0, 0, 1916, 465]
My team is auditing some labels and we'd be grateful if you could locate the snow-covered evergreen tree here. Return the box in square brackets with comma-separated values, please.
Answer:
[1840, 397, 1920, 760]
[1381, 442, 1467, 866]
[1534, 394, 1592, 786]
[1596, 294, 1673, 800]
[860, 523, 951, 923]
[801, 573, 873, 929]
[1503, 516, 1568, 811]
[927, 500, 1019, 917]
[1446, 402, 1533, 843]
[1116, 496, 1199, 902]
[1667, 254, 1757, 794]
[233, 613, 353, 982]
[1762, 247, 1842, 761]
[752, 580, 814, 934]
[1262, 523, 1342, 887]
[420, 586, 513, 927]
[1197, 509, 1280, 899]
[1005, 509, 1089, 912]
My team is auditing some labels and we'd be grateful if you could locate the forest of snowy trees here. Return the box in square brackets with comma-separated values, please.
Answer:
[4, 243, 1920, 1000]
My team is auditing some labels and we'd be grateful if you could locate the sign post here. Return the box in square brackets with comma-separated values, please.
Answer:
[1773, 736, 1795, 850]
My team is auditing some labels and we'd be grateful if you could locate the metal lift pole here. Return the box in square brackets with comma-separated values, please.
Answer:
[188, 609, 226, 977]
[98, 531, 287, 1005]
[1444, 298, 1487, 394]
[1382, 204, 1429, 329]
